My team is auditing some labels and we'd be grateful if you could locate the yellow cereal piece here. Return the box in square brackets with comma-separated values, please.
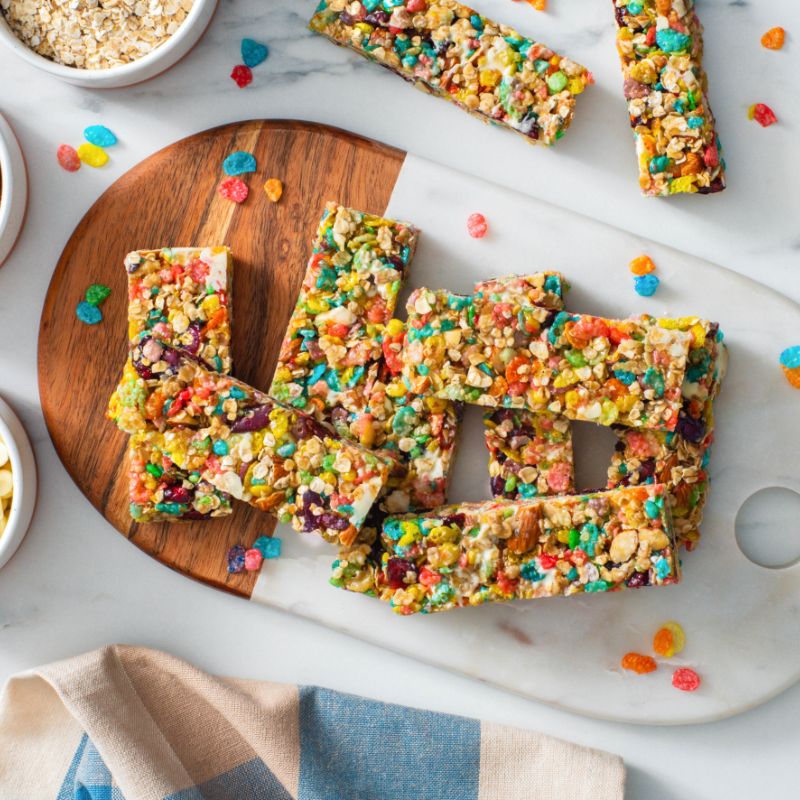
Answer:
[662, 620, 686, 654]
[77, 142, 109, 168]
[264, 178, 283, 203]
[669, 175, 698, 194]
[386, 318, 405, 336]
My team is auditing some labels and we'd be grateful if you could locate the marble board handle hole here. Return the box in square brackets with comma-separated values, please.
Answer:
[735, 487, 800, 570]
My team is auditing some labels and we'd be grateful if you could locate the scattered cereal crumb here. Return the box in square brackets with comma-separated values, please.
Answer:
[227, 544, 246, 574]
[77, 142, 109, 168]
[244, 548, 263, 571]
[761, 27, 785, 50]
[264, 178, 283, 203]
[231, 64, 253, 88]
[653, 620, 685, 657]
[223, 150, 257, 176]
[218, 177, 249, 203]
[76, 300, 102, 325]
[84, 125, 117, 148]
[253, 535, 281, 559]
[634, 274, 660, 297]
[779, 345, 800, 388]
[467, 212, 488, 239]
[629, 254, 656, 275]
[672, 667, 701, 692]
[57, 144, 81, 172]
[85, 283, 111, 306]
[748, 103, 777, 127]
[621, 652, 657, 674]
[241, 37, 269, 67]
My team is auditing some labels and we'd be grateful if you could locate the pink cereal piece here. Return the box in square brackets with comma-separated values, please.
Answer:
[546, 462, 572, 493]
[627, 431, 657, 459]
[467, 212, 488, 239]
[57, 144, 81, 172]
[244, 548, 263, 571]
[672, 667, 701, 692]
[218, 177, 249, 203]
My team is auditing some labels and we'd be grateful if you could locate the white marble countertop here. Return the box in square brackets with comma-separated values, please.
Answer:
[0, 0, 798, 796]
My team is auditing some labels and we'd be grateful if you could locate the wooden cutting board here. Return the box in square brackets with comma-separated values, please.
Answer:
[38, 120, 405, 598]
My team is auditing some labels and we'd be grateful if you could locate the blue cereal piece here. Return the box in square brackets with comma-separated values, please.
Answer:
[83, 125, 117, 148]
[76, 300, 102, 325]
[223, 150, 257, 176]
[227, 544, 247, 574]
[656, 28, 691, 53]
[252, 536, 282, 559]
[241, 38, 269, 68]
[634, 274, 660, 297]
[779, 346, 800, 370]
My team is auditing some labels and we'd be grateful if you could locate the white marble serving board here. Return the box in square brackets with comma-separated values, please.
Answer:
[252, 153, 800, 725]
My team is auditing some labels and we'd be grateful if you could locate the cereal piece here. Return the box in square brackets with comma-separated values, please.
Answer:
[355, 484, 679, 614]
[218, 177, 249, 203]
[653, 627, 675, 657]
[611, 0, 725, 196]
[749, 103, 778, 127]
[241, 37, 269, 67]
[244, 548, 263, 571]
[85, 283, 111, 306]
[660, 620, 686, 654]
[672, 667, 701, 691]
[621, 652, 658, 674]
[227, 544, 246, 574]
[83, 125, 117, 148]
[263, 178, 283, 202]
[76, 300, 102, 325]
[253, 536, 281, 559]
[403, 287, 693, 430]
[467, 213, 488, 239]
[77, 142, 109, 168]
[222, 151, 257, 176]
[231, 64, 253, 88]
[761, 27, 785, 50]
[629, 255, 656, 276]
[780, 345, 800, 389]
[634, 274, 660, 297]
[57, 144, 80, 172]
[309, 1, 592, 147]
[118, 339, 391, 544]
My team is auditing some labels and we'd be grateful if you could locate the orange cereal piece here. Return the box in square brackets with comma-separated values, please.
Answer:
[782, 366, 800, 389]
[629, 255, 656, 276]
[264, 178, 284, 203]
[621, 652, 657, 674]
[653, 627, 675, 657]
[761, 27, 785, 50]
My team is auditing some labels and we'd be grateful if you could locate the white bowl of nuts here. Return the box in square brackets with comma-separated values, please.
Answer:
[0, 395, 37, 571]
[0, 0, 218, 89]
[0, 111, 27, 269]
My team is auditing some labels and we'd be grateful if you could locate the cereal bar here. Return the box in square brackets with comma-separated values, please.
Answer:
[612, 0, 725, 196]
[128, 431, 233, 523]
[332, 484, 679, 614]
[608, 318, 726, 549]
[403, 287, 693, 429]
[309, 1, 593, 147]
[113, 338, 390, 543]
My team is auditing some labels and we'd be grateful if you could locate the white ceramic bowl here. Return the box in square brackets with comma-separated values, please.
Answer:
[0, 0, 218, 89]
[0, 111, 27, 268]
[0, 396, 37, 571]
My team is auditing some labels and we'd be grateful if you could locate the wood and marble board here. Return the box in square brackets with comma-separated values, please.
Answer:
[39, 120, 800, 724]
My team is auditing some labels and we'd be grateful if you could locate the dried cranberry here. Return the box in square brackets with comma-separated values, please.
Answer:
[441, 513, 466, 528]
[163, 485, 191, 504]
[319, 512, 349, 531]
[490, 475, 506, 497]
[676, 413, 705, 444]
[231, 404, 272, 433]
[386, 558, 417, 589]
[365, 10, 389, 24]
[638, 458, 657, 480]
[133, 359, 154, 380]
[184, 322, 202, 355]
[627, 571, 650, 588]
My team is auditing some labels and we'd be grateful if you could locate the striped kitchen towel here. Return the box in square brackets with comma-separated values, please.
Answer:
[0, 645, 624, 800]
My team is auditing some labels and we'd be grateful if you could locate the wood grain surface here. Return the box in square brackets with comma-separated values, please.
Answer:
[38, 120, 405, 598]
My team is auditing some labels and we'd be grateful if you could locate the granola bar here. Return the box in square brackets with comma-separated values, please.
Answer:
[128, 431, 233, 523]
[309, 1, 593, 147]
[608, 317, 726, 549]
[403, 287, 693, 429]
[612, 0, 725, 196]
[113, 338, 390, 542]
[333, 484, 678, 614]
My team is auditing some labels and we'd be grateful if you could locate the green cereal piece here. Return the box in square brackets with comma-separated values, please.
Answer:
[86, 283, 112, 306]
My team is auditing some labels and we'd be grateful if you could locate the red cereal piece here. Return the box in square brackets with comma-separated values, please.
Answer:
[218, 177, 249, 204]
[231, 64, 253, 88]
[57, 144, 81, 172]
[467, 212, 488, 239]
[749, 103, 778, 127]
[621, 652, 657, 674]
[672, 667, 701, 692]
[244, 548, 263, 571]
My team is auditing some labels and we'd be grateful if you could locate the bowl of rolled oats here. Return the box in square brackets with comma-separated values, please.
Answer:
[0, 111, 27, 268]
[0, 0, 218, 88]
[0, 395, 36, 572]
